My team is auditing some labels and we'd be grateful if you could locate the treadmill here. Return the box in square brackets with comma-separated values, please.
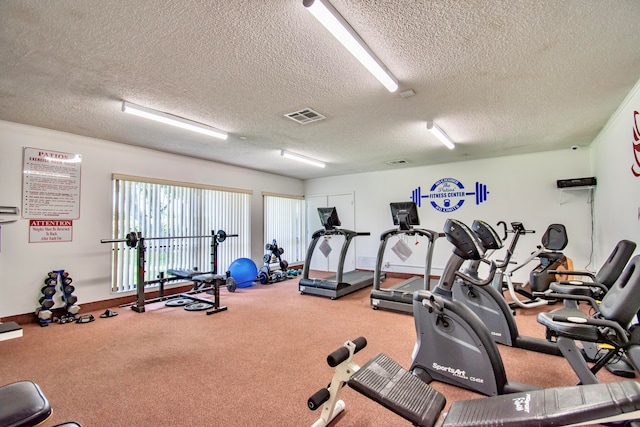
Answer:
[298, 207, 374, 299]
[370, 202, 441, 314]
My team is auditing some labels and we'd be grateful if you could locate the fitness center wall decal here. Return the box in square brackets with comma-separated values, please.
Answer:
[410, 178, 490, 213]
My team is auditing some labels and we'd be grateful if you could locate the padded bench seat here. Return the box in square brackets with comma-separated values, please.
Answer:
[0, 381, 51, 427]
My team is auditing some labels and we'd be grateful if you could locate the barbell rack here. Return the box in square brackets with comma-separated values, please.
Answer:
[101, 230, 237, 314]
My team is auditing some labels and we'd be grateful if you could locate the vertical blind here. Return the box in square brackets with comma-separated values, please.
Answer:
[263, 194, 306, 263]
[110, 175, 251, 293]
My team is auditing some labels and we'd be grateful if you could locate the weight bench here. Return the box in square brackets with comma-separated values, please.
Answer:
[165, 270, 231, 315]
[309, 338, 640, 427]
[0, 380, 81, 427]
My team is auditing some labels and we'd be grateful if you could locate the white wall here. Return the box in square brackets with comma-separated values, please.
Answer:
[305, 149, 594, 283]
[0, 120, 303, 318]
[591, 78, 640, 262]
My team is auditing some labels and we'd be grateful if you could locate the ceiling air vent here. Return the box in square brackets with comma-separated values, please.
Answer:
[284, 108, 326, 125]
[387, 159, 409, 166]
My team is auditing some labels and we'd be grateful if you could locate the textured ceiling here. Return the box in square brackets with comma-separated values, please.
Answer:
[1, 1, 639, 180]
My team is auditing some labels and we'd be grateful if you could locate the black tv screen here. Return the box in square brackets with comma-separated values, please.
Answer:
[318, 207, 341, 230]
[390, 202, 419, 230]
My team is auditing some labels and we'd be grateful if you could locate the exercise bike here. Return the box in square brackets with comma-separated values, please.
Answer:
[454, 220, 638, 377]
[307, 219, 640, 426]
[410, 218, 539, 396]
[452, 220, 561, 355]
[535, 252, 640, 384]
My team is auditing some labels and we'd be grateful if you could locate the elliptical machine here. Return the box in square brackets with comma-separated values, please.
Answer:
[504, 222, 570, 309]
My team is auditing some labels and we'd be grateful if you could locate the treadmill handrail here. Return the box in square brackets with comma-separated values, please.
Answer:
[302, 227, 371, 284]
[373, 228, 441, 291]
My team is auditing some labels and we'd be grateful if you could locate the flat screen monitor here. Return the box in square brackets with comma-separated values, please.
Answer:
[390, 202, 419, 230]
[318, 207, 341, 230]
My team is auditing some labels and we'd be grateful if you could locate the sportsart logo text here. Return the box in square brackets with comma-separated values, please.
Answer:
[432, 362, 484, 383]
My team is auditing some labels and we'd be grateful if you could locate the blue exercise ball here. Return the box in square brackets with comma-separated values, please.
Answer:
[228, 258, 258, 288]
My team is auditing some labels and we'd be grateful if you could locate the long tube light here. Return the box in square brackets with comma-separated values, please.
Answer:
[303, 0, 399, 93]
[426, 121, 455, 150]
[122, 101, 228, 140]
[281, 150, 326, 168]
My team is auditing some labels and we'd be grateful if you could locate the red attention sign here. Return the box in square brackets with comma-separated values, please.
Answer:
[29, 219, 73, 243]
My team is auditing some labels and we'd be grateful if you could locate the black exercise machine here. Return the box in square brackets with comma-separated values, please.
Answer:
[547, 239, 636, 306]
[537, 254, 640, 385]
[308, 337, 640, 427]
[408, 219, 638, 395]
[299, 207, 374, 300]
[370, 202, 442, 314]
[452, 221, 562, 355]
[455, 220, 638, 378]
[307, 219, 640, 426]
[503, 222, 570, 309]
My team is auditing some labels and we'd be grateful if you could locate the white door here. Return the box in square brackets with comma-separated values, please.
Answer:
[305, 193, 354, 272]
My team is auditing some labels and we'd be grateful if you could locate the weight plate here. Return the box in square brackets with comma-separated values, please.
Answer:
[65, 295, 78, 305]
[226, 277, 236, 293]
[41, 300, 55, 309]
[216, 230, 227, 243]
[62, 277, 73, 285]
[64, 285, 75, 294]
[165, 298, 192, 307]
[44, 277, 56, 286]
[126, 232, 138, 248]
[263, 254, 271, 263]
[184, 302, 213, 311]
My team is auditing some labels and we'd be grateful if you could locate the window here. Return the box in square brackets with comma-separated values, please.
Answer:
[263, 193, 306, 264]
[110, 174, 251, 293]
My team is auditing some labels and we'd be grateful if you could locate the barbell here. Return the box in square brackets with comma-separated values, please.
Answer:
[101, 230, 233, 248]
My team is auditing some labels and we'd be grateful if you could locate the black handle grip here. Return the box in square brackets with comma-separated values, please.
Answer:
[497, 221, 508, 241]
[552, 315, 572, 323]
[326, 337, 367, 367]
[308, 388, 330, 410]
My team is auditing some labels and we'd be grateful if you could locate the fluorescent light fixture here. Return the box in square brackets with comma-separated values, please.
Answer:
[426, 121, 455, 150]
[303, 0, 398, 93]
[122, 101, 228, 140]
[281, 150, 326, 168]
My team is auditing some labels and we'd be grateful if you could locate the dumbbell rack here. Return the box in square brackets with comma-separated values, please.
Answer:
[258, 240, 289, 284]
[35, 270, 80, 326]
